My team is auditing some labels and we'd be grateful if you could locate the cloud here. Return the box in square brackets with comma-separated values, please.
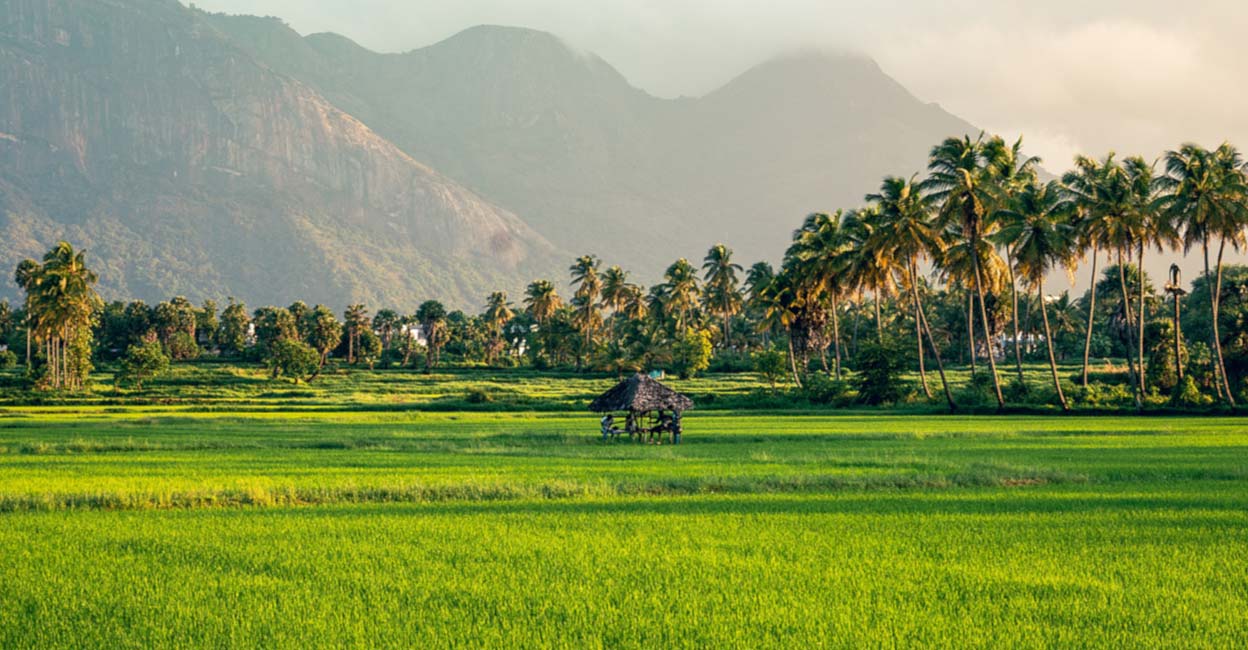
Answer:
[189, 0, 1248, 170]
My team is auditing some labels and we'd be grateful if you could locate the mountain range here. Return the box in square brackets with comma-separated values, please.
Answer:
[0, 0, 978, 309]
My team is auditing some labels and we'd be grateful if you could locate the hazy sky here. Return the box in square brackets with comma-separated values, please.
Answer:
[191, 0, 1246, 174]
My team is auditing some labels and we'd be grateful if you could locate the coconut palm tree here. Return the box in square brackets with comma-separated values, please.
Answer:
[1155, 143, 1248, 405]
[987, 138, 1043, 384]
[661, 258, 701, 333]
[599, 265, 632, 345]
[756, 272, 803, 388]
[702, 244, 744, 348]
[866, 176, 955, 408]
[482, 291, 515, 365]
[343, 304, 368, 365]
[415, 300, 447, 373]
[1061, 153, 1144, 407]
[1061, 155, 1117, 388]
[841, 207, 895, 345]
[524, 280, 561, 326]
[569, 255, 603, 361]
[18, 242, 101, 390]
[924, 134, 1009, 408]
[786, 212, 852, 379]
[998, 180, 1078, 410]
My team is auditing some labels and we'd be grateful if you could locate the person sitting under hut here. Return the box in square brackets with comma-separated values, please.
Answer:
[601, 414, 621, 441]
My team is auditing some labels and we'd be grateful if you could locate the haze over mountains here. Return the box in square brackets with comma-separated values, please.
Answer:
[0, 0, 978, 308]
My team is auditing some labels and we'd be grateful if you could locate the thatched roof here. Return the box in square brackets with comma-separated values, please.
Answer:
[589, 373, 694, 413]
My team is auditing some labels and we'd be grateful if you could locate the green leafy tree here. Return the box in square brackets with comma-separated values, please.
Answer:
[752, 345, 788, 391]
[217, 299, 250, 357]
[116, 340, 170, 390]
[671, 328, 713, 379]
[265, 339, 319, 383]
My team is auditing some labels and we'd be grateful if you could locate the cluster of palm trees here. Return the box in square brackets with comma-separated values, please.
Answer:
[755, 135, 1248, 410]
[11, 136, 1246, 405]
[13, 242, 103, 389]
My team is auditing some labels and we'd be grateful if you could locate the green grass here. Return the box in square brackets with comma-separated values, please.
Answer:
[0, 367, 1245, 647]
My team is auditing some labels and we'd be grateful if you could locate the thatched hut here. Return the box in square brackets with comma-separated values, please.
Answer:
[590, 373, 693, 443]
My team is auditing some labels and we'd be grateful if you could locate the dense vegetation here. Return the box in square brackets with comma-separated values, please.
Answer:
[5, 138, 1248, 413]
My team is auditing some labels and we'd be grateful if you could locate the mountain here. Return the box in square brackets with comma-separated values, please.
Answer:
[205, 16, 979, 276]
[0, 0, 559, 309]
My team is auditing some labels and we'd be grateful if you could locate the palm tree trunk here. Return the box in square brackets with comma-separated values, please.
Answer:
[25, 325, 31, 369]
[786, 328, 803, 389]
[912, 262, 931, 399]
[913, 270, 954, 411]
[1116, 253, 1143, 410]
[831, 293, 842, 381]
[1081, 246, 1099, 388]
[1202, 241, 1226, 400]
[874, 292, 883, 344]
[1137, 241, 1147, 398]
[971, 242, 1005, 408]
[851, 290, 863, 358]
[1213, 237, 1235, 406]
[967, 291, 976, 374]
[1008, 248, 1024, 384]
[1039, 285, 1069, 411]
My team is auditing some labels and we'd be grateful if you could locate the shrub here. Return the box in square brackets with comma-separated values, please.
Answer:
[0, 349, 17, 370]
[852, 340, 907, 405]
[801, 373, 851, 406]
[265, 339, 319, 383]
[465, 388, 493, 404]
[1172, 375, 1213, 407]
[116, 340, 170, 389]
[751, 346, 788, 390]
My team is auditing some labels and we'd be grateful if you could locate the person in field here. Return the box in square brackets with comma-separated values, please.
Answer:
[601, 414, 619, 441]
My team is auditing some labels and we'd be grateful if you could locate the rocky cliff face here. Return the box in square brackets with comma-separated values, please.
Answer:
[208, 17, 979, 277]
[0, 0, 558, 307]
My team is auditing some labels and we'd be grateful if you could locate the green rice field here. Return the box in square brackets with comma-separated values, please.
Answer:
[0, 368, 1245, 647]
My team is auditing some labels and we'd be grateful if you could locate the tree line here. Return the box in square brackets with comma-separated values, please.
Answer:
[4, 135, 1248, 409]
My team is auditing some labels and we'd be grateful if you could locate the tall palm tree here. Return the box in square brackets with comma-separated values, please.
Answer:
[482, 291, 515, 365]
[702, 244, 744, 348]
[866, 176, 955, 408]
[987, 138, 1043, 384]
[841, 207, 895, 345]
[786, 212, 851, 379]
[661, 258, 701, 332]
[599, 265, 631, 346]
[524, 280, 561, 326]
[756, 272, 803, 388]
[19, 242, 101, 390]
[1155, 143, 1248, 406]
[343, 304, 368, 365]
[1061, 153, 1143, 407]
[999, 181, 1077, 410]
[924, 134, 1009, 408]
[1061, 155, 1115, 388]
[415, 300, 447, 373]
[569, 255, 603, 362]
